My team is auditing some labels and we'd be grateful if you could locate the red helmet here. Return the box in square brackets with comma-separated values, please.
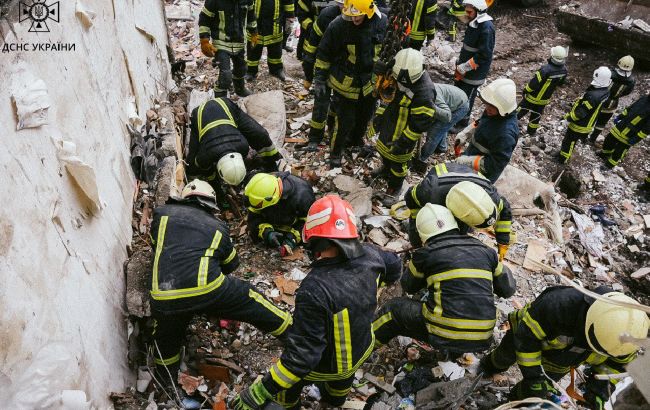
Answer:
[302, 195, 358, 243]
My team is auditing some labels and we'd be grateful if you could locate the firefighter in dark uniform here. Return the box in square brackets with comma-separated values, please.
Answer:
[300, 0, 344, 151]
[313, 0, 387, 168]
[244, 172, 316, 253]
[599, 93, 649, 168]
[374, 48, 436, 194]
[480, 286, 649, 408]
[187, 97, 281, 202]
[454, 0, 495, 128]
[233, 195, 402, 409]
[149, 180, 292, 380]
[244, 0, 295, 81]
[517, 46, 568, 136]
[374, 203, 516, 355]
[405, 0, 437, 50]
[199, 0, 257, 97]
[296, 0, 333, 60]
[405, 162, 513, 258]
[559, 66, 611, 164]
[590, 56, 636, 143]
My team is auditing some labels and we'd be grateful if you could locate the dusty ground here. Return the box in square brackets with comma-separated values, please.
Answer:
[114, 0, 649, 408]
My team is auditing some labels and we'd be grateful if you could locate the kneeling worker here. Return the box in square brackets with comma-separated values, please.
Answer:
[373, 203, 516, 355]
[233, 195, 402, 409]
[149, 180, 292, 380]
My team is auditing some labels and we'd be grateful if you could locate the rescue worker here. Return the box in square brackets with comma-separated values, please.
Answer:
[244, 0, 296, 81]
[457, 78, 519, 183]
[438, 0, 466, 42]
[480, 286, 649, 408]
[300, 0, 344, 151]
[454, 0, 495, 128]
[187, 97, 281, 203]
[589, 56, 636, 143]
[232, 195, 402, 409]
[295, 0, 332, 60]
[404, 162, 513, 258]
[149, 180, 292, 380]
[599, 92, 649, 168]
[313, 0, 387, 167]
[415, 83, 470, 169]
[244, 172, 316, 253]
[373, 204, 516, 355]
[199, 0, 257, 97]
[374, 48, 436, 194]
[405, 0, 438, 51]
[559, 66, 612, 164]
[517, 46, 568, 137]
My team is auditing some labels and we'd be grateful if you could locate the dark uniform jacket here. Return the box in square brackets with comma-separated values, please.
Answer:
[405, 162, 513, 247]
[149, 200, 240, 314]
[404, 232, 516, 353]
[314, 14, 387, 100]
[523, 59, 567, 106]
[302, 4, 341, 82]
[187, 98, 280, 179]
[602, 70, 635, 113]
[407, 0, 437, 44]
[296, 0, 332, 34]
[375, 73, 437, 163]
[199, 0, 258, 50]
[249, 0, 295, 44]
[609, 94, 650, 146]
[457, 15, 495, 85]
[247, 172, 316, 242]
[262, 244, 402, 393]
[463, 111, 519, 183]
[509, 286, 635, 398]
[566, 86, 610, 134]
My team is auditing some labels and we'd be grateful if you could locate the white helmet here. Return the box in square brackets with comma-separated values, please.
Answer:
[392, 48, 425, 86]
[462, 0, 488, 12]
[617, 55, 634, 72]
[446, 181, 497, 228]
[479, 78, 517, 116]
[181, 179, 218, 210]
[416, 203, 459, 243]
[591, 66, 612, 88]
[550, 46, 568, 64]
[217, 152, 247, 186]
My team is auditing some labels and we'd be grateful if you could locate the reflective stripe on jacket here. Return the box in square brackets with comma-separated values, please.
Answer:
[566, 86, 610, 134]
[609, 95, 650, 145]
[523, 60, 567, 106]
[199, 0, 257, 50]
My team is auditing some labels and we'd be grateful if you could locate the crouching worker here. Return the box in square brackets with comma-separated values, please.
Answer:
[244, 172, 316, 255]
[480, 286, 649, 408]
[148, 180, 292, 381]
[233, 195, 402, 409]
[373, 203, 516, 356]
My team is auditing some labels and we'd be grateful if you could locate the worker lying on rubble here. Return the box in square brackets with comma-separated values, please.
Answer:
[559, 66, 611, 164]
[517, 46, 568, 137]
[198, 0, 257, 97]
[244, 0, 295, 82]
[373, 48, 436, 196]
[187, 97, 281, 205]
[313, 0, 387, 168]
[456, 78, 519, 183]
[480, 286, 650, 409]
[599, 91, 649, 169]
[244, 172, 316, 255]
[373, 203, 516, 356]
[148, 180, 292, 382]
[454, 0, 495, 129]
[404, 162, 513, 260]
[589, 56, 636, 143]
[233, 195, 402, 409]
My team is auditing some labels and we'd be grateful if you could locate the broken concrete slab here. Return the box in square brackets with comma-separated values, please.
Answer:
[240, 91, 287, 159]
[364, 215, 392, 228]
[364, 373, 396, 394]
[571, 210, 605, 258]
[368, 228, 390, 246]
[495, 165, 553, 209]
[125, 249, 151, 318]
[631, 267, 650, 280]
[523, 239, 548, 271]
[416, 377, 472, 409]
[334, 175, 365, 192]
[155, 156, 179, 206]
[165, 3, 193, 20]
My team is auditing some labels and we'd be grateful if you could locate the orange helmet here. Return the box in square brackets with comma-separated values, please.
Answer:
[302, 195, 358, 244]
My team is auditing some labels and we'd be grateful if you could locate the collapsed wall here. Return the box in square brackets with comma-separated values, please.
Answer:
[0, 0, 172, 407]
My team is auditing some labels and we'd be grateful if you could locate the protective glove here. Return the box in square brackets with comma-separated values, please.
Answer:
[303, 80, 312, 90]
[248, 29, 260, 46]
[200, 38, 216, 57]
[509, 379, 558, 401]
[233, 381, 274, 410]
[283, 235, 298, 250]
[498, 244, 509, 261]
[373, 59, 392, 76]
[264, 231, 284, 248]
[583, 376, 610, 410]
[313, 80, 328, 100]
[456, 58, 478, 76]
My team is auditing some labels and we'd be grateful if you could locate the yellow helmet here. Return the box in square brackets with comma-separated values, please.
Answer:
[617, 55, 634, 72]
[416, 203, 459, 243]
[585, 292, 649, 357]
[445, 181, 497, 228]
[181, 179, 218, 210]
[342, 0, 379, 18]
[244, 173, 282, 210]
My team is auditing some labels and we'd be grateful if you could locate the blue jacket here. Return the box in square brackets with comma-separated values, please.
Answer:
[457, 15, 495, 85]
[463, 112, 519, 183]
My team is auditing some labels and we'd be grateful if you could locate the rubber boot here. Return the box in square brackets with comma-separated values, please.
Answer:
[244, 72, 257, 82]
[234, 79, 252, 97]
[270, 69, 286, 82]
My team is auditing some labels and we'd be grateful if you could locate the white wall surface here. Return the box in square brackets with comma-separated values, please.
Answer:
[0, 0, 172, 407]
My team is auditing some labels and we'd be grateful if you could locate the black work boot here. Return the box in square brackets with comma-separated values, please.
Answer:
[270, 69, 286, 82]
[244, 72, 257, 82]
[305, 142, 319, 152]
[233, 79, 252, 97]
[329, 154, 342, 168]
[412, 157, 428, 174]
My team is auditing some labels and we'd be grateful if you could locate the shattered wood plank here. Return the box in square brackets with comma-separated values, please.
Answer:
[523, 240, 547, 271]
[204, 357, 245, 373]
[364, 373, 396, 394]
[342, 401, 366, 409]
